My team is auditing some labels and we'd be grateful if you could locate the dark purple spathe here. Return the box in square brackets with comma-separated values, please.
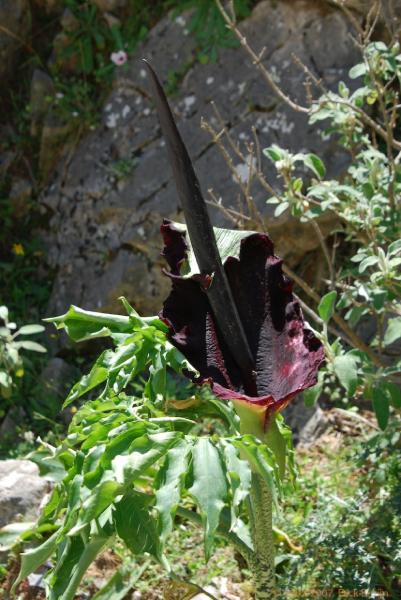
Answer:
[160, 220, 325, 422]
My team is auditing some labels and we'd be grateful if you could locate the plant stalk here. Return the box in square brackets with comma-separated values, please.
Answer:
[249, 473, 276, 599]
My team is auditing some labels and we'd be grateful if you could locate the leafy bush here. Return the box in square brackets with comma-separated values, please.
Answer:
[0, 305, 46, 420]
[277, 417, 401, 598]
[263, 41, 401, 428]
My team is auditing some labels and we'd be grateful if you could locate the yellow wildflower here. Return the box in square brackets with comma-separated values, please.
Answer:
[12, 243, 25, 256]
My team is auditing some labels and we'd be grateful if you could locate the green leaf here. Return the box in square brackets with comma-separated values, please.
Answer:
[388, 239, 401, 256]
[349, 62, 367, 79]
[45, 305, 132, 343]
[233, 436, 279, 503]
[170, 222, 256, 278]
[384, 317, 401, 346]
[48, 532, 108, 600]
[274, 202, 289, 217]
[318, 291, 337, 323]
[263, 145, 285, 162]
[114, 493, 159, 558]
[372, 386, 390, 430]
[303, 374, 324, 407]
[16, 324, 45, 335]
[219, 440, 251, 545]
[69, 480, 122, 535]
[384, 382, 401, 409]
[14, 340, 47, 353]
[333, 354, 358, 396]
[220, 440, 251, 511]
[304, 153, 326, 179]
[338, 81, 349, 98]
[189, 438, 228, 560]
[112, 432, 181, 484]
[155, 440, 192, 544]
[92, 563, 149, 600]
[12, 529, 59, 592]
[0, 521, 36, 550]
[358, 256, 378, 273]
[64, 349, 113, 407]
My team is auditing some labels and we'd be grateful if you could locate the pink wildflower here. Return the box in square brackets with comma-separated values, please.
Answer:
[110, 51, 127, 66]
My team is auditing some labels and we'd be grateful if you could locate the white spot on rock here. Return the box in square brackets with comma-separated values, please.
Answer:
[262, 112, 295, 135]
[183, 95, 196, 112]
[122, 105, 131, 118]
[234, 154, 257, 183]
[175, 16, 186, 27]
[206, 76, 214, 85]
[106, 113, 119, 128]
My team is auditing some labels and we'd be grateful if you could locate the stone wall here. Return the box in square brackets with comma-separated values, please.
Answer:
[40, 0, 362, 320]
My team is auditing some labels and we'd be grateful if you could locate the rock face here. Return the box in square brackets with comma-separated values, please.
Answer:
[41, 0, 360, 321]
[0, 0, 31, 82]
[0, 460, 49, 527]
[38, 357, 81, 422]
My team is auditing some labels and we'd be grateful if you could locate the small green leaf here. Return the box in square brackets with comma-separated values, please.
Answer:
[388, 239, 401, 255]
[92, 563, 148, 600]
[219, 440, 251, 546]
[274, 202, 289, 217]
[16, 324, 45, 335]
[303, 377, 324, 407]
[349, 63, 367, 79]
[114, 493, 159, 558]
[45, 305, 131, 343]
[372, 386, 390, 430]
[48, 532, 108, 600]
[304, 154, 326, 179]
[338, 81, 349, 98]
[155, 440, 192, 544]
[333, 354, 358, 396]
[0, 521, 36, 550]
[384, 317, 401, 346]
[14, 340, 47, 353]
[189, 438, 227, 560]
[358, 256, 378, 273]
[112, 432, 180, 484]
[318, 291, 337, 323]
[64, 349, 113, 407]
[70, 480, 122, 535]
[263, 145, 284, 162]
[12, 530, 59, 592]
[233, 436, 278, 503]
[384, 382, 401, 409]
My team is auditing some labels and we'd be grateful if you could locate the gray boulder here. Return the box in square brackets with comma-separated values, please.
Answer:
[0, 460, 49, 527]
[40, 0, 360, 323]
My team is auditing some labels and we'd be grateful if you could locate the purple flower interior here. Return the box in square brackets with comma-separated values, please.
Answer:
[160, 220, 325, 414]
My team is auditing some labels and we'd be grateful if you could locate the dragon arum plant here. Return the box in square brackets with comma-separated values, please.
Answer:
[11, 67, 323, 599]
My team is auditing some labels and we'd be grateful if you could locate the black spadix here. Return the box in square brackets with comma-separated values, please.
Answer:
[143, 59, 257, 396]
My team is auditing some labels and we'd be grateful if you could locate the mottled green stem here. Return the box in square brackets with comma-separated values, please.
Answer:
[249, 472, 276, 599]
